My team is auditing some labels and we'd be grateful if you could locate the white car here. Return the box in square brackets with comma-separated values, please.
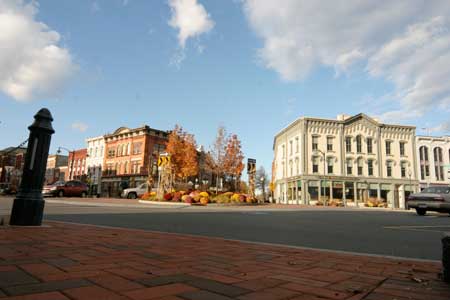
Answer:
[121, 183, 149, 199]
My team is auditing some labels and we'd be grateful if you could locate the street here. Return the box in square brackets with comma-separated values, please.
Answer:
[1, 196, 450, 261]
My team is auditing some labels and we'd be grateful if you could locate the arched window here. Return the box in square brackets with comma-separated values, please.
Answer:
[356, 135, 362, 153]
[419, 146, 429, 180]
[124, 161, 128, 174]
[434, 147, 444, 181]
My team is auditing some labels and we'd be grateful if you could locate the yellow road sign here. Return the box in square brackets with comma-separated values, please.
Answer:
[158, 155, 171, 167]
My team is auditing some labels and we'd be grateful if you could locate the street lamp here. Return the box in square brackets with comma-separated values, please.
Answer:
[57, 146, 75, 180]
[314, 149, 326, 205]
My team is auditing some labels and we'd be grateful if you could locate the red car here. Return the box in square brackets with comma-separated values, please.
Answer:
[43, 180, 88, 197]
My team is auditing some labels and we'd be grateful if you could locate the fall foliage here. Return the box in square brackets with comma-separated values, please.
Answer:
[224, 134, 244, 190]
[166, 125, 198, 181]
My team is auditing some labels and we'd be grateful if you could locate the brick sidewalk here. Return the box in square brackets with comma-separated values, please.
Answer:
[0, 222, 448, 300]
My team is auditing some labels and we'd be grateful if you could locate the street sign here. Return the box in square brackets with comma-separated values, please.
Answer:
[247, 158, 256, 174]
[157, 155, 171, 167]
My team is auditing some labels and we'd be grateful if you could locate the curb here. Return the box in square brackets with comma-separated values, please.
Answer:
[138, 200, 190, 207]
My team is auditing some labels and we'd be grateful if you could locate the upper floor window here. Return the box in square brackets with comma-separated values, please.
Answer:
[107, 147, 115, 158]
[282, 145, 285, 158]
[367, 138, 373, 154]
[385, 141, 392, 155]
[327, 137, 333, 151]
[386, 161, 393, 177]
[153, 143, 166, 155]
[399, 142, 406, 156]
[419, 146, 430, 180]
[345, 137, 352, 152]
[312, 136, 318, 151]
[357, 158, 363, 176]
[295, 157, 299, 175]
[327, 157, 334, 174]
[356, 135, 362, 153]
[401, 162, 407, 178]
[289, 160, 293, 177]
[295, 137, 299, 153]
[289, 140, 293, 156]
[133, 142, 142, 155]
[346, 159, 352, 175]
[312, 157, 319, 174]
[368, 159, 374, 176]
[434, 147, 444, 181]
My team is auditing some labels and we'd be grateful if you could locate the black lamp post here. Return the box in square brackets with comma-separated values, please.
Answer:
[10, 108, 55, 226]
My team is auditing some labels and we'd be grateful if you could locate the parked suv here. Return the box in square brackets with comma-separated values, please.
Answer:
[121, 183, 148, 199]
[407, 186, 450, 215]
[43, 180, 88, 198]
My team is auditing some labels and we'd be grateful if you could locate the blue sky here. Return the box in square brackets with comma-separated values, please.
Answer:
[1, 0, 450, 174]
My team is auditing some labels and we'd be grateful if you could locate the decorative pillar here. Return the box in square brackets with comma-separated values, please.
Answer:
[342, 181, 346, 206]
[318, 180, 322, 204]
[329, 180, 333, 202]
[10, 109, 55, 226]
[377, 183, 381, 200]
[353, 181, 358, 207]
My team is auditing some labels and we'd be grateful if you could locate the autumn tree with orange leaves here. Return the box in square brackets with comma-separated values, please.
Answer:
[166, 125, 198, 182]
[223, 134, 244, 191]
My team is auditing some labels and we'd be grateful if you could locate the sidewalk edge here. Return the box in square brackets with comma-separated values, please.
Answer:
[47, 220, 441, 264]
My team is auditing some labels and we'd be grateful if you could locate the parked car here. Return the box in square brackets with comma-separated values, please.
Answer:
[407, 186, 450, 215]
[121, 183, 149, 199]
[43, 180, 88, 198]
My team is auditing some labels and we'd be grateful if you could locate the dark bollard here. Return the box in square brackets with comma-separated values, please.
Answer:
[443, 233, 450, 283]
[10, 109, 55, 226]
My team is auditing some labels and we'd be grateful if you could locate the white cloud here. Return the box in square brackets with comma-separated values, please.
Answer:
[242, 0, 450, 121]
[168, 0, 214, 48]
[71, 122, 88, 132]
[429, 120, 450, 134]
[0, 0, 75, 102]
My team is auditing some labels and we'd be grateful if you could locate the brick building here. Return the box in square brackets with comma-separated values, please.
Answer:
[68, 149, 87, 181]
[102, 126, 169, 197]
[0, 147, 27, 191]
[45, 154, 68, 184]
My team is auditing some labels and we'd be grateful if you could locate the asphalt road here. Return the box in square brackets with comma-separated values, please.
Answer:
[2, 197, 450, 260]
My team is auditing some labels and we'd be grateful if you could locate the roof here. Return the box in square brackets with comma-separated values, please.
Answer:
[273, 113, 416, 149]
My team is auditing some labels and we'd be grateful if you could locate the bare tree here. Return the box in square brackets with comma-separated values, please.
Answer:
[255, 166, 269, 201]
[209, 126, 227, 193]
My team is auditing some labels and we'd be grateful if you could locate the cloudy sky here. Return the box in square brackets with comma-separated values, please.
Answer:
[1, 0, 450, 172]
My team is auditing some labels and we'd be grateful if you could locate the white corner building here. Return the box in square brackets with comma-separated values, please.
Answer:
[416, 135, 450, 190]
[273, 113, 419, 209]
[86, 135, 105, 195]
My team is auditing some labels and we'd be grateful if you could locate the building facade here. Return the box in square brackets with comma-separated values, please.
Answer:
[86, 136, 105, 195]
[416, 135, 450, 190]
[0, 147, 27, 191]
[273, 113, 419, 209]
[102, 126, 168, 197]
[45, 154, 68, 184]
[68, 149, 87, 181]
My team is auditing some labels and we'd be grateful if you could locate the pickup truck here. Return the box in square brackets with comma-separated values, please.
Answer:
[121, 183, 149, 199]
